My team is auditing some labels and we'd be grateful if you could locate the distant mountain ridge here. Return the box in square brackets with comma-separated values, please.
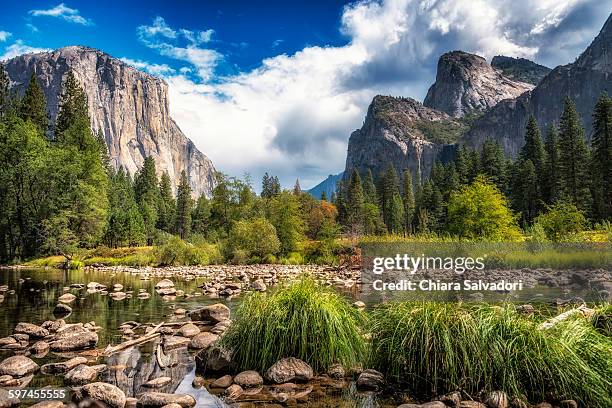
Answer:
[307, 173, 343, 199]
[3, 46, 216, 197]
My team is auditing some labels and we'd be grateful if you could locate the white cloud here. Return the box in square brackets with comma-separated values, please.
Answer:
[0, 31, 11, 42]
[120, 57, 176, 76]
[148, 0, 611, 189]
[29, 3, 93, 26]
[1, 40, 50, 61]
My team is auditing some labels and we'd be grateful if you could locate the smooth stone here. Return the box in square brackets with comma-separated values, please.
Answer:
[155, 279, 175, 289]
[174, 308, 186, 315]
[224, 384, 243, 400]
[177, 323, 200, 338]
[30, 340, 50, 354]
[356, 369, 385, 391]
[196, 346, 233, 372]
[137, 392, 196, 407]
[143, 376, 172, 388]
[41, 320, 65, 333]
[189, 332, 218, 349]
[53, 303, 72, 316]
[0, 355, 39, 377]
[210, 375, 233, 388]
[163, 336, 191, 350]
[265, 357, 313, 384]
[233, 370, 263, 388]
[14, 322, 49, 338]
[327, 364, 345, 379]
[0, 337, 17, 347]
[251, 280, 267, 291]
[50, 330, 98, 351]
[41, 357, 88, 374]
[81, 382, 126, 408]
[65, 364, 105, 385]
[0, 389, 19, 407]
[189, 303, 230, 323]
[58, 293, 77, 303]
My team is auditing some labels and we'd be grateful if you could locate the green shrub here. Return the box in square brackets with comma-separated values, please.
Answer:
[153, 236, 219, 266]
[280, 251, 304, 265]
[220, 276, 366, 373]
[228, 217, 280, 260]
[534, 202, 586, 242]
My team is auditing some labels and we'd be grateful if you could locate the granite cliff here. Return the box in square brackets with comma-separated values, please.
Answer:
[3, 46, 215, 197]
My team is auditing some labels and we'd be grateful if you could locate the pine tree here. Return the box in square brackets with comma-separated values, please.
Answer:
[19, 72, 47, 133]
[157, 172, 176, 233]
[558, 98, 591, 213]
[56, 72, 89, 140]
[543, 125, 561, 204]
[175, 171, 193, 239]
[455, 145, 471, 185]
[134, 156, 159, 244]
[591, 94, 612, 220]
[0, 64, 9, 117]
[293, 179, 301, 195]
[363, 168, 377, 204]
[346, 169, 365, 234]
[381, 164, 402, 233]
[95, 129, 112, 174]
[105, 167, 145, 247]
[192, 195, 211, 235]
[511, 159, 538, 226]
[402, 170, 415, 234]
[320, 191, 327, 201]
[520, 116, 545, 206]
[480, 140, 507, 190]
[261, 172, 271, 198]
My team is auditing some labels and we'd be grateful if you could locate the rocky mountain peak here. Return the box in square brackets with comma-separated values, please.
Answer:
[424, 50, 534, 118]
[491, 55, 551, 85]
[4, 46, 215, 197]
[574, 13, 612, 73]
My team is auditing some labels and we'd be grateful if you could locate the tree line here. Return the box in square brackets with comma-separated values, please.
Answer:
[332, 96, 611, 238]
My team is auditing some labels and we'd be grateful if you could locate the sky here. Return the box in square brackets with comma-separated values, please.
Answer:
[1, 1, 611, 190]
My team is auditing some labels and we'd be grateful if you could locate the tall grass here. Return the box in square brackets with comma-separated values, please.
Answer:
[219, 276, 366, 373]
[370, 302, 612, 407]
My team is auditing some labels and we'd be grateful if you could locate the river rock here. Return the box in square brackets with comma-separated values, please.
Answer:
[41, 319, 65, 333]
[14, 322, 49, 338]
[484, 391, 508, 408]
[0, 388, 19, 407]
[143, 377, 172, 388]
[210, 375, 233, 388]
[251, 280, 267, 292]
[189, 332, 218, 350]
[197, 346, 233, 372]
[356, 369, 385, 391]
[29, 401, 65, 408]
[265, 357, 313, 384]
[224, 384, 243, 400]
[53, 303, 72, 316]
[65, 364, 106, 385]
[458, 402, 486, 408]
[163, 336, 191, 350]
[113, 284, 124, 291]
[58, 293, 77, 303]
[137, 392, 196, 407]
[0, 337, 16, 347]
[0, 355, 39, 377]
[41, 357, 88, 374]
[327, 364, 345, 379]
[178, 323, 200, 337]
[174, 308, 186, 315]
[110, 291, 127, 300]
[81, 382, 126, 408]
[50, 330, 98, 351]
[30, 340, 50, 354]
[189, 303, 230, 323]
[234, 370, 263, 388]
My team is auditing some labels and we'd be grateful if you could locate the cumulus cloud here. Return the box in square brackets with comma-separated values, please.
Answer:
[120, 57, 176, 76]
[1, 40, 50, 61]
[29, 3, 93, 26]
[150, 0, 611, 189]
[0, 31, 11, 42]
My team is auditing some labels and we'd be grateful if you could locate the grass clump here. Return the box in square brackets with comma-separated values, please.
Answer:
[220, 276, 366, 373]
[370, 302, 612, 407]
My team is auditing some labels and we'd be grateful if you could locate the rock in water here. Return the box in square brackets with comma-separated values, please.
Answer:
[142, 376, 172, 388]
[65, 364, 106, 385]
[0, 388, 19, 407]
[356, 369, 385, 391]
[136, 392, 196, 407]
[210, 375, 233, 388]
[4, 46, 216, 197]
[81, 382, 126, 408]
[189, 303, 230, 323]
[50, 330, 98, 351]
[41, 357, 89, 374]
[0, 356, 39, 377]
[14, 322, 49, 338]
[233, 370, 263, 388]
[189, 332, 218, 350]
[265, 358, 313, 384]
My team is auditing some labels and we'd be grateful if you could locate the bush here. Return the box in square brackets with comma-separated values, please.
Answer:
[228, 217, 280, 260]
[370, 302, 612, 406]
[220, 276, 366, 373]
[154, 236, 219, 266]
[534, 202, 586, 242]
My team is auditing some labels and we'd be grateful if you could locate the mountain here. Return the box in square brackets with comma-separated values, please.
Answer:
[463, 13, 612, 156]
[491, 55, 551, 85]
[3, 46, 215, 197]
[423, 51, 533, 118]
[307, 172, 343, 200]
[344, 96, 462, 181]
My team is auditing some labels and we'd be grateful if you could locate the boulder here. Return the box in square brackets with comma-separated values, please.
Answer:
[189, 332, 218, 350]
[0, 388, 19, 407]
[162, 336, 190, 350]
[50, 330, 98, 351]
[0, 355, 39, 377]
[458, 402, 486, 408]
[30, 340, 50, 354]
[251, 280, 267, 292]
[14, 322, 49, 338]
[441, 391, 462, 407]
[224, 384, 243, 400]
[356, 369, 385, 391]
[41, 319, 65, 333]
[41, 357, 88, 374]
[0, 337, 16, 347]
[65, 364, 106, 385]
[177, 323, 200, 338]
[29, 402, 65, 408]
[210, 375, 233, 388]
[234, 370, 263, 388]
[137, 392, 196, 407]
[155, 279, 175, 289]
[143, 377, 172, 388]
[189, 304, 230, 323]
[81, 382, 126, 408]
[327, 364, 345, 379]
[265, 358, 313, 384]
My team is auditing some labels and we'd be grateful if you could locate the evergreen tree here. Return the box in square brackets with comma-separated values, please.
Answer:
[402, 170, 415, 234]
[381, 164, 403, 233]
[543, 125, 561, 204]
[558, 98, 591, 213]
[455, 145, 471, 185]
[520, 116, 545, 205]
[95, 129, 112, 174]
[480, 140, 507, 190]
[363, 168, 378, 204]
[19, 72, 47, 133]
[293, 179, 301, 195]
[192, 195, 211, 235]
[261, 172, 272, 198]
[0, 64, 9, 117]
[591, 94, 612, 220]
[105, 167, 145, 247]
[175, 171, 193, 239]
[157, 172, 176, 233]
[346, 169, 365, 234]
[511, 159, 538, 226]
[134, 156, 159, 244]
[320, 190, 327, 201]
[55, 72, 89, 140]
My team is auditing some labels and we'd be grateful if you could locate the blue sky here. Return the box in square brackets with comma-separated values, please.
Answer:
[1, 1, 611, 189]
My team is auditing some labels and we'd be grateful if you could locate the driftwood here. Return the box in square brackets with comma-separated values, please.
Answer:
[103, 322, 164, 356]
[539, 305, 595, 330]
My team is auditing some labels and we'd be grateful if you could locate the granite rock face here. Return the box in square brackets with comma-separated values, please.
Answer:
[464, 14, 612, 156]
[3, 46, 215, 197]
[424, 51, 533, 118]
[491, 55, 551, 85]
[344, 95, 462, 181]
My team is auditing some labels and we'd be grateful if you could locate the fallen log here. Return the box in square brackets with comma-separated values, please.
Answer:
[103, 322, 164, 356]
[539, 305, 595, 330]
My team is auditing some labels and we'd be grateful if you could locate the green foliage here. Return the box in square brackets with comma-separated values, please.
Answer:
[370, 302, 612, 406]
[19, 73, 47, 133]
[0, 64, 9, 117]
[175, 170, 193, 239]
[228, 217, 280, 260]
[480, 140, 507, 190]
[220, 277, 366, 372]
[543, 125, 561, 204]
[156, 172, 176, 233]
[415, 119, 467, 144]
[590, 94, 612, 221]
[534, 202, 586, 242]
[346, 169, 365, 234]
[154, 235, 219, 266]
[261, 172, 281, 198]
[134, 156, 159, 244]
[447, 176, 521, 241]
[267, 191, 305, 254]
